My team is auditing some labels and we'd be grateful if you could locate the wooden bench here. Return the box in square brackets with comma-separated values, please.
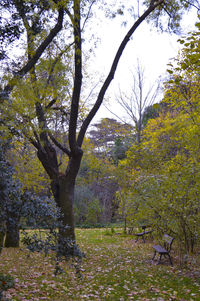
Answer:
[135, 226, 153, 243]
[152, 234, 174, 265]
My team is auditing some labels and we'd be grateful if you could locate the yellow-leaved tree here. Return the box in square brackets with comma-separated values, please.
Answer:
[117, 22, 200, 257]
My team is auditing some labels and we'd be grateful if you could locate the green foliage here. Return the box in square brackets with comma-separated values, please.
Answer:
[74, 185, 102, 226]
[112, 137, 132, 164]
[0, 0, 61, 61]
[145, 0, 198, 33]
[9, 140, 50, 194]
[76, 138, 119, 225]
[168, 21, 200, 79]
[4, 55, 72, 137]
[119, 110, 200, 254]
[0, 137, 23, 249]
[21, 196, 85, 276]
[89, 118, 133, 161]
[141, 102, 171, 128]
[103, 226, 115, 236]
[117, 24, 200, 256]
[0, 273, 15, 292]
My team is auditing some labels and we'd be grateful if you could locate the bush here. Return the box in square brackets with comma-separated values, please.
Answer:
[0, 273, 15, 300]
[21, 199, 85, 276]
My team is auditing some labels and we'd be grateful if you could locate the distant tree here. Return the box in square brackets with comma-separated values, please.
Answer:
[112, 137, 131, 164]
[76, 139, 119, 224]
[115, 61, 161, 143]
[89, 118, 133, 161]
[141, 100, 173, 128]
[74, 185, 102, 226]
[141, 103, 160, 127]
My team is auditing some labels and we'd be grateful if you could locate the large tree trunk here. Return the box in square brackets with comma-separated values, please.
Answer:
[50, 153, 83, 247]
[57, 174, 75, 240]
[4, 216, 20, 248]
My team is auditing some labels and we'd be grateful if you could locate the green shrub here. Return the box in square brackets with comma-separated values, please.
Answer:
[0, 273, 15, 298]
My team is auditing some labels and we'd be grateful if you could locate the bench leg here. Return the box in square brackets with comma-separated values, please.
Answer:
[152, 250, 156, 261]
[142, 235, 145, 243]
[157, 254, 162, 264]
[167, 254, 173, 266]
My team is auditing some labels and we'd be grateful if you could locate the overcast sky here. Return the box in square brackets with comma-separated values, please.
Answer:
[88, 6, 199, 123]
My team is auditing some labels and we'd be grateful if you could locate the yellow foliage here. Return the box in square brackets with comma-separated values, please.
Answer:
[8, 140, 50, 194]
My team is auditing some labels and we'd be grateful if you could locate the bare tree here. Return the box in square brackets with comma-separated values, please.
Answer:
[106, 60, 161, 143]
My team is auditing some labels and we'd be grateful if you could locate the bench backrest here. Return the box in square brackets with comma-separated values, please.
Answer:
[163, 234, 174, 252]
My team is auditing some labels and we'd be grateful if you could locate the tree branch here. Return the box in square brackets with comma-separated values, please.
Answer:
[68, 0, 82, 155]
[45, 98, 58, 110]
[48, 133, 71, 156]
[81, 0, 96, 31]
[77, 0, 164, 146]
[4, 7, 64, 94]
[52, 106, 69, 118]
[43, 41, 74, 98]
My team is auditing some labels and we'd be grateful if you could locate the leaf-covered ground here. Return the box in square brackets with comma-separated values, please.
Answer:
[1, 229, 200, 300]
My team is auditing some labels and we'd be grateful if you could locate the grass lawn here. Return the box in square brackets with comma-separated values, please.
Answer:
[1, 228, 200, 300]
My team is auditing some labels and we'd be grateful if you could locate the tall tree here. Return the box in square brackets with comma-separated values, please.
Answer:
[115, 61, 160, 143]
[1, 0, 199, 249]
[89, 118, 133, 160]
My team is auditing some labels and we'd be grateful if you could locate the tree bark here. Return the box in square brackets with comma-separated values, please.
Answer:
[4, 217, 20, 248]
[49, 152, 83, 245]
[57, 175, 76, 240]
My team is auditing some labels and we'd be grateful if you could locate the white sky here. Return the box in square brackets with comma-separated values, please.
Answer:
[88, 7, 199, 124]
